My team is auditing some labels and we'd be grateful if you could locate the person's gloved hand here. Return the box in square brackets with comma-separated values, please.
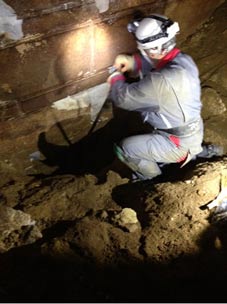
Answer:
[107, 71, 125, 85]
[114, 54, 135, 73]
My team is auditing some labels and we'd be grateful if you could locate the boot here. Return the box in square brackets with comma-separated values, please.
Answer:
[197, 144, 224, 159]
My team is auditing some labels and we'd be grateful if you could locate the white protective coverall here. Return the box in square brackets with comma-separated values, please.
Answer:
[109, 48, 204, 180]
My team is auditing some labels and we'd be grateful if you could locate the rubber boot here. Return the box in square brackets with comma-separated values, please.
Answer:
[197, 144, 224, 159]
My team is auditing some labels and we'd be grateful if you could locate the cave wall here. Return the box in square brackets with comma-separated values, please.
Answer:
[0, 0, 224, 120]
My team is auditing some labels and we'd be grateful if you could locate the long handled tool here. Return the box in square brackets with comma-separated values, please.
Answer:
[87, 66, 117, 135]
[87, 97, 108, 135]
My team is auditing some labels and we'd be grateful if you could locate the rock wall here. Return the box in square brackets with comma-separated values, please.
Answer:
[0, 0, 224, 120]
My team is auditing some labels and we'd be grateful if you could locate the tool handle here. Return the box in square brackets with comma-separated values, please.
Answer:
[108, 66, 117, 74]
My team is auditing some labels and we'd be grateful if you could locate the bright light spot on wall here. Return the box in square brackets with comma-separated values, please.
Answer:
[59, 19, 112, 80]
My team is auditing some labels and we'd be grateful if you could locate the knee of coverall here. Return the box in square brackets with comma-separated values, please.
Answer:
[114, 142, 162, 180]
[114, 143, 141, 172]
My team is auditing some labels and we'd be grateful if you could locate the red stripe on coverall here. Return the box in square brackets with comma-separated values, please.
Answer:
[156, 48, 181, 70]
[133, 53, 142, 71]
[110, 74, 126, 85]
[169, 135, 187, 163]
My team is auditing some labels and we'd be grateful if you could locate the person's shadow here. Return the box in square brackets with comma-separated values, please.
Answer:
[36, 108, 145, 181]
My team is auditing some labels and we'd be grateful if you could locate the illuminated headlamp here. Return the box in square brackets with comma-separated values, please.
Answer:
[127, 20, 140, 33]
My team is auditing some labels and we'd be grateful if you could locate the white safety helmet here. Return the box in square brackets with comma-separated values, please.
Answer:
[128, 14, 180, 54]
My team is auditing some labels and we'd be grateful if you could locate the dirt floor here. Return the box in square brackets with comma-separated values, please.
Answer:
[0, 2, 227, 302]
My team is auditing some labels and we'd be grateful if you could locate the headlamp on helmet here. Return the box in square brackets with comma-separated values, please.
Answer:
[127, 20, 140, 33]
